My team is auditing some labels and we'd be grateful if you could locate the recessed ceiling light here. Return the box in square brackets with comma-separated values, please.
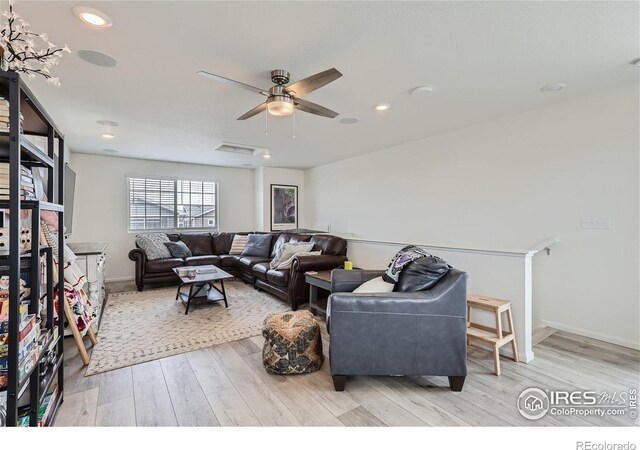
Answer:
[410, 86, 434, 97]
[96, 120, 119, 127]
[78, 50, 118, 68]
[72, 6, 113, 28]
[632, 58, 640, 68]
[339, 118, 359, 125]
[263, 152, 272, 159]
[102, 149, 118, 154]
[541, 82, 567, 93]
[102, 133, 115, 139]
[374, 103, 390, 111]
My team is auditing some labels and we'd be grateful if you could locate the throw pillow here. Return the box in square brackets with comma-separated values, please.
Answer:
[394, 255, 450, 292]
[164, 241, 192, 259]
[275, 251, 321, 271]
[229, 234, 249, 255]
[382, 245, 430, 283]
[136, 233, 171, 260]
[270, 241, 315, 269]
[353, 276, 395, 294]
[241, 234, 273, 257]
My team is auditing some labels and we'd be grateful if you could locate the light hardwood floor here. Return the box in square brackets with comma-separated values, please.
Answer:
[54, 286, 640, 427]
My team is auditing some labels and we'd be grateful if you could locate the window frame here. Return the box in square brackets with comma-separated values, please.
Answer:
[126, 174, 219, 233]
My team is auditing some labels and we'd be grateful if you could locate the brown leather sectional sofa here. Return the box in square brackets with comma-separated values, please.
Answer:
[128, 231, 348, 310]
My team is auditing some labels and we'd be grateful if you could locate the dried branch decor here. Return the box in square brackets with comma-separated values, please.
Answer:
[0, 1, 70, 85]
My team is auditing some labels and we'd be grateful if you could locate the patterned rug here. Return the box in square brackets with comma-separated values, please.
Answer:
[85, 281, 289, 376]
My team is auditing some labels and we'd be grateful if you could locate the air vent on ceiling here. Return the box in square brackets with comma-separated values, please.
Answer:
[214, 142, 258, 156]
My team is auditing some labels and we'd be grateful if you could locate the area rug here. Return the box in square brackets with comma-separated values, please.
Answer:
[85, 281, 289, 376]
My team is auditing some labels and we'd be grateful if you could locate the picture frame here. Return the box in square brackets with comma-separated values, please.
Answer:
[270, 184, 298, 231]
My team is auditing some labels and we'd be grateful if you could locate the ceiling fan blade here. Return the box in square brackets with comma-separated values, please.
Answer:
[285, 68, 343, 97]
[198, 71, 269, 96]
[293, 98, 339, 119]
[237, 102, 267, 120]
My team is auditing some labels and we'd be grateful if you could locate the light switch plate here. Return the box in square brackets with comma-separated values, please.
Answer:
[581, 216, 611, 230]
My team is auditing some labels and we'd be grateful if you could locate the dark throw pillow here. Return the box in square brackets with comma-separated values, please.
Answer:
[241, 233, 272, 257]
[394, 255, 450, 292]
[164, 241, 192, 259]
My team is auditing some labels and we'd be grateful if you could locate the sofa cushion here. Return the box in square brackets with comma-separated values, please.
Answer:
[166, 233, 180, 242]
[252, 262, 270, 281]
[185, 255, 221, 267]
[229, 235, 249, 255]
[164, 241, 192, 259]
[146, 257, 184, 273]
[212, 232, 241, 255]
[237, 256, 271, 270]
[136, 233, 172, 260]
[219, 254, 237, 268]
[179, 233, 213, 256]
[310, 235, 347, 256]
[242, 233, 272, 257]
[266, 269, 289, 287]
[394, 255, 450, 292]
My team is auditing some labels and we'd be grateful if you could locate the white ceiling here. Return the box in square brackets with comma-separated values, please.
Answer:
[17, 1, 640, 169]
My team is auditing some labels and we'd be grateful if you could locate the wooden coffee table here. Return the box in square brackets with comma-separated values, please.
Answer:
[173, 265, 234, 315]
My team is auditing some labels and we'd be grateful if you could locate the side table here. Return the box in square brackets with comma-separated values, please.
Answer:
[304, 270, 332, 316]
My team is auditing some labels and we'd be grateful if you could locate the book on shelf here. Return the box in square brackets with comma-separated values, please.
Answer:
[0, 195, 37, 201]
[17, 385, 57, 426]
[0, 314, 40, 360]
[0, 164, 31, 171]
[0, 303, 28, 326]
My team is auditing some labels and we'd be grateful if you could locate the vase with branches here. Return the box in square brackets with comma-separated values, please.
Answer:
[0, 0, 70, 85]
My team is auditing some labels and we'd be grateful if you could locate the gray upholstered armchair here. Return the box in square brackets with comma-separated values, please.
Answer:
[326, 269, 468, 392]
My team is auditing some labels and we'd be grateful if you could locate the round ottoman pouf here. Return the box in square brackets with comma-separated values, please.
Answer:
[262, 310, 323, 375]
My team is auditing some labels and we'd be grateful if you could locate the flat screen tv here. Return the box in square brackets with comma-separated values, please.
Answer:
[64, 164, 76, 235]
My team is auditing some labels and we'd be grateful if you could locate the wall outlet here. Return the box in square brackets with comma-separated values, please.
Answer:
[581, 216, 611, 230]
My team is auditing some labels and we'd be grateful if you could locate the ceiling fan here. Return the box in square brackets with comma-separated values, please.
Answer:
[197, 68, 342, 120]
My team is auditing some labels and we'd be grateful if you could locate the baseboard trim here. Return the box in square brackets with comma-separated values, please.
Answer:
[106, 276, 135, 283]
[540, 319, 640, 350]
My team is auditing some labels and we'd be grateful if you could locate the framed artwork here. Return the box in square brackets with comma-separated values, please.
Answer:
[270, 184, 298, 231]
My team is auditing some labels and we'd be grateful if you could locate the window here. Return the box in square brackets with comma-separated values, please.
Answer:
[128, 177, 217, 231]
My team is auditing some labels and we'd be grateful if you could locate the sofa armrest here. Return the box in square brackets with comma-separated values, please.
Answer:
[291, 254, 347, 273]
[286, 254, 348, 309]
[330, 269, 386, 293]
[128, 248, 147, 265]
[128, 248, 147, 290]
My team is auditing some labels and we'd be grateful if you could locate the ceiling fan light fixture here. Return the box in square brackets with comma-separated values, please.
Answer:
[267, 96, 294, 116]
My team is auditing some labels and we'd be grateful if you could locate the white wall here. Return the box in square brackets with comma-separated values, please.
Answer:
[304, 83, 639, 350]
[254, 167, 305, 231]
[68, 153, 255, 281]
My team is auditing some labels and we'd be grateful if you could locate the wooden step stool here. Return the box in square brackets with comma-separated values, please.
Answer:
[467, 294, 518, 376]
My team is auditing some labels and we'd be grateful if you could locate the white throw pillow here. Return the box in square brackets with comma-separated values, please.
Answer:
[270, 242, 315, 269]
[353, 276, 395, 294]
[275, 251, 321, 270]
[229, 234, 249, 255]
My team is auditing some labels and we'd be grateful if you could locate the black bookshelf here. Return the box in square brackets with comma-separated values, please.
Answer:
[0, 70, 65, 427]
